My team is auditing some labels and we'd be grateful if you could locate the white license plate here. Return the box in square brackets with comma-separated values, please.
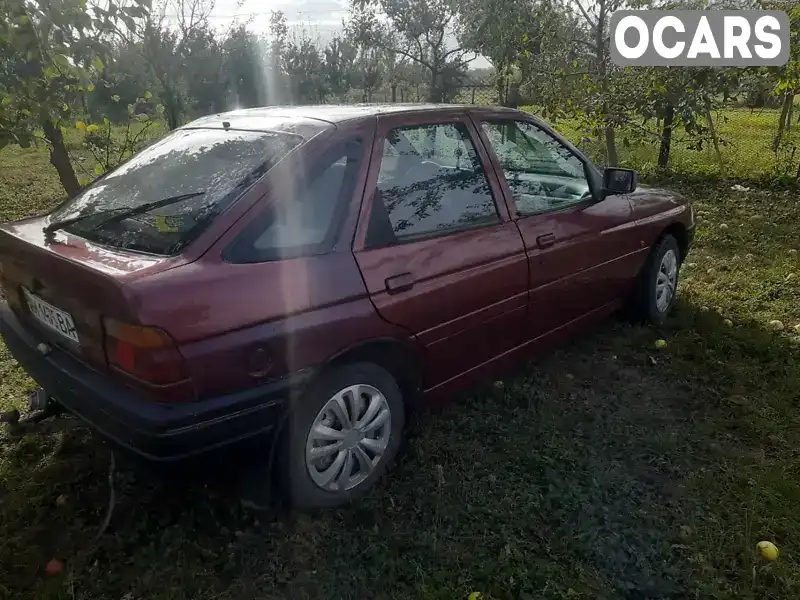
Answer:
[23, 289, 80, 343]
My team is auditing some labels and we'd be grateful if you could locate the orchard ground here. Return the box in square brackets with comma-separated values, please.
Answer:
[0, 109, 799, 599]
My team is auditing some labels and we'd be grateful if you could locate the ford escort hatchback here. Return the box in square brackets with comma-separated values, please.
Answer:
[0, 105, 694, 509]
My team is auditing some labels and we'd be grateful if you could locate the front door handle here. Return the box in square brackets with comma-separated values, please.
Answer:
[536, 233, 556, 249]
[385, 272, 414, 294]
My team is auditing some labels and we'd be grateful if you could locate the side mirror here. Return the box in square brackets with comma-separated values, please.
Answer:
[602, 167, 638, 196]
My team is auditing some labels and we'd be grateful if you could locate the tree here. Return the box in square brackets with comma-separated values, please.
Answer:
[180, 25, 225, 117]
[77, 92, 162, 177]
[324, 35, 358, 101]
[623, 67, 727, 170]
[88, 39, 156, 122]
[459, 0, 563, 106]
[378, 37, 410, 102]
[357, 46, 384, 101]
[140, 21, 185, 129]
[112, 0, 218, 130]
[222, 25, 264, 108]
[0, 0, 150, 197]
[568, 0, 628, 165]
[284, 33, 325, 103]
[769, 1, 800, 152]
[350, 0, 475, 102]
[621, 0, 751, 171]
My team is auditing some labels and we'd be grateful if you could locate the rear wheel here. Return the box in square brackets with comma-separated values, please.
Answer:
[280, 362, 405, 510]
[629, 234, 681, 325]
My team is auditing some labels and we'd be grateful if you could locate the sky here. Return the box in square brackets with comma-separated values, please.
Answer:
[165, 0, 491, 68]
[198, 0, 350, 42]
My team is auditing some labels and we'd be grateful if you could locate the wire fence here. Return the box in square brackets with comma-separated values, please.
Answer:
[336, 84, 499, 106]
[84, 78, 800, 185]
[561, 108, 800, 183]
[327, 85, 796, 183]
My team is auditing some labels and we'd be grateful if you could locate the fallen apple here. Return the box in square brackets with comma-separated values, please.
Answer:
[45, 558, 63, 576]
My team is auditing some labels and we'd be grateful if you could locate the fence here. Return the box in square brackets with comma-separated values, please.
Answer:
[336, 84, 499, 106]
[328, 86, 794, 183]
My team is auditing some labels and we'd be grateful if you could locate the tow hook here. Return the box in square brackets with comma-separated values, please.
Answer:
[0, 388, 66, 436]
[29, 388, 49, 411]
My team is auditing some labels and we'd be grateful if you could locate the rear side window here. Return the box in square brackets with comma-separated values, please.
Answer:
[365, 123, 498, 248]
[49, 128, 303, 255]
[224, 139, 364, 263]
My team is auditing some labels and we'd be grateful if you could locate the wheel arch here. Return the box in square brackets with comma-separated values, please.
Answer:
[660, 221, 689, 262]
[321, 336, 424, 413]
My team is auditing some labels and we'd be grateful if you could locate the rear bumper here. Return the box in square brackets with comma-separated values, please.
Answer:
[0, 301, 312, 462]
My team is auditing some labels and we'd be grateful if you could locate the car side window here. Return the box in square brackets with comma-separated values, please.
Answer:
[482, 120, 590, 216]
[224, 140, 363, 262]
[365, 123, 499, 248]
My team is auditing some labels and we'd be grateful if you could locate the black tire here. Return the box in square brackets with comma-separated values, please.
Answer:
[278, 362, 405, 510]
[629, 234, 681, 325]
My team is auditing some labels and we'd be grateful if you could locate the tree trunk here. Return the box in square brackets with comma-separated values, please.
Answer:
[507, 82, 521, 108]
[658, 104, 674, 170]
[605, 126, 619, 166]
[428, 69, 441, 103]
[42, 120, 81, 199]
[165, 94, 180, 130]
[788, 100, 794, 132]
[595, 0, 618, 166]
[496, 74, 506, 106]
[773, 92, 793, 152]
[704, 97, 724, 174]
[391, 84, 397, 103]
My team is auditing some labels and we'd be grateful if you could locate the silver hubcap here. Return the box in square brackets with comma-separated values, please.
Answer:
[305, 384, 391, 492]
[655, 249, 678, 312]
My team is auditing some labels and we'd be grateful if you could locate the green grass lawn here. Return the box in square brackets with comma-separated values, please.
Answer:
[1, 126, 800, 599]
[527, 107, 797, 183]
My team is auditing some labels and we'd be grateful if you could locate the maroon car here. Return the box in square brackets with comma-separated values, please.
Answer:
[0, 105, 693, 508]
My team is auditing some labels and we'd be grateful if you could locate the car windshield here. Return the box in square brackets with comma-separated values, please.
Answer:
[50, 128, 303, 255]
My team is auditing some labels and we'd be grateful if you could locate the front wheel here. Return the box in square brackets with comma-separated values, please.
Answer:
[280, 362, 405, 510]
[630, 234, 681, 325]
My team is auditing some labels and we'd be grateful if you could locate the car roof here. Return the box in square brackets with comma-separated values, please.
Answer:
[184, 104, 527, 135]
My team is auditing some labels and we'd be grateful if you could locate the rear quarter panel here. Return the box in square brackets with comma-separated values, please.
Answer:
[124, 117, 412, 399]
[128, 252, 405, 398]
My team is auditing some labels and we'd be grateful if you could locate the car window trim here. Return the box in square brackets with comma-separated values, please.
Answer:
[358, 116, 509, 249]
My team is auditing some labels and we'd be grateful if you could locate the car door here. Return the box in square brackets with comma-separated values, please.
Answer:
[352, 111, 529, 391]
[474, 115, 640, 337]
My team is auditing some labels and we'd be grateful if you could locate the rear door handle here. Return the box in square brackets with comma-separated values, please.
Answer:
[536, 233, 556, 249]
[385, 272, 414, 294]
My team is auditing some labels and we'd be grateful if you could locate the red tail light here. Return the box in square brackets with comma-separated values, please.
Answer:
[103, 318, 193, 401]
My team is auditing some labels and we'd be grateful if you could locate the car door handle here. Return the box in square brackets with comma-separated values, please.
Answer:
[536, 233, 556, 249]
[385, 272, 414, 294]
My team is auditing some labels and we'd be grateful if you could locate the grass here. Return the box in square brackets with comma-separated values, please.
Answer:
[1, 122, 800, 599]
[526, 107, 799, 184]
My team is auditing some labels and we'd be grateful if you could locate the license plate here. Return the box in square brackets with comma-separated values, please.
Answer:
[23, 288, 80, 343]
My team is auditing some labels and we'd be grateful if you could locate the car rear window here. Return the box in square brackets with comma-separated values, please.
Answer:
[50, 128, 303, 255]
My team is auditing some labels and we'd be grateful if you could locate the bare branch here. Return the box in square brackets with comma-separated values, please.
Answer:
[571, 0, 597, 29]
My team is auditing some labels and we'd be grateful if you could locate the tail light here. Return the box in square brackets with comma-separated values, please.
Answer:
[103, 318, 193, 402]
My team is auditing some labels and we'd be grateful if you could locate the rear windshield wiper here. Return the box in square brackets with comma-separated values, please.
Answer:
[43, 191, 206, 237]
